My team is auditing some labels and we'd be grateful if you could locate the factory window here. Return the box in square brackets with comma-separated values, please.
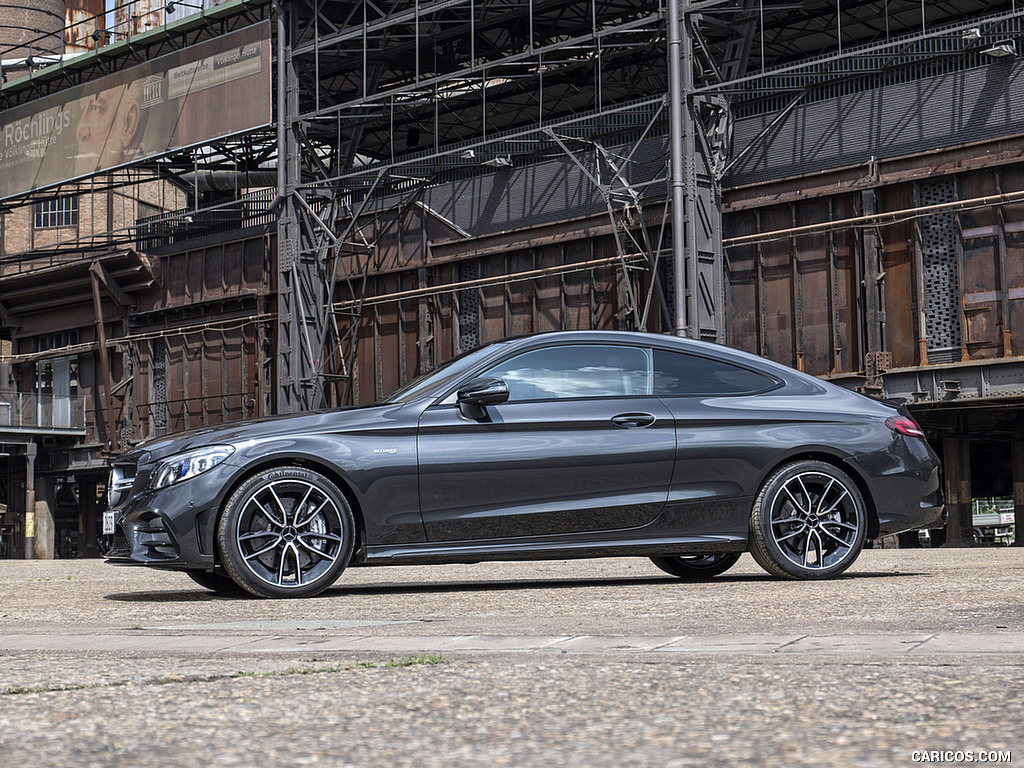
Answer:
[34, 197, 79, 229]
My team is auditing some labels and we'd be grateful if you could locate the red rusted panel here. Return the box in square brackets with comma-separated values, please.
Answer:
[377, 276, 402, 399]
[165, 339, 186, 433]
[400, 272, 419, 385]
[725, 210, 758, 355]
[115, 0, 163, 37]
[958, 172, 1002, 360]
[1000, 168, 1024, 357]
[434, 266, 455, 369]
[508, 253, 534, 337]
[794, 200, 832, 376]
[831, 194, 859, 374]
[204, 246, 224, 295]
[65, 0, 104, 53]
[354, 300, 377, 405]
[244, 238, 266, 287]
[204, 332, 225, 424]
[188, 252, 204, 304]
[878, 185, 916, 368]
[186, 334, 204, 427]
[760, 206, 794, 366]
[535, 245, 562, 332]
[564, 242, 592, 331]
[481, 255, 506, 343]
[591, 250, 617, 330]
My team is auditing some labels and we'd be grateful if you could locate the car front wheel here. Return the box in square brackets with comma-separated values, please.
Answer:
[748, 460, 867, 580]
[216, 466, 355, 598]
[650, 552, 742, 579]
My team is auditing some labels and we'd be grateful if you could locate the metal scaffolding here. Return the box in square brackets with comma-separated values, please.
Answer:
[3, 0, 1023, 414]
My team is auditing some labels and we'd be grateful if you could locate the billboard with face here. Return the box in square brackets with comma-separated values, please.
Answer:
[0, 20, 271, 200]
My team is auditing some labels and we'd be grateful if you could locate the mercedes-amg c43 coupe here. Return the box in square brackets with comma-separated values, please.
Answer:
[105, 331, 945, 597]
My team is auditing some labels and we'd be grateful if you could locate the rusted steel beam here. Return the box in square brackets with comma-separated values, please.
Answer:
[89, 260, 131, 307]
[724, 139, 1024, 212]
[89, 269, 118, 451]
[724, 189, 1024, 248]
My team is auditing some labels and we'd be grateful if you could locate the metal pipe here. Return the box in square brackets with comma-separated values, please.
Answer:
[667, 0, 688, 336]
[180, 170, 279, 191]
[272, 0, 287, 213]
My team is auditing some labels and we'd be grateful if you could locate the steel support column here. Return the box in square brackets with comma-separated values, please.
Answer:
[274, 0, 326, 413]
[670, 2, 725, 342]
[943, 436, 973, 547]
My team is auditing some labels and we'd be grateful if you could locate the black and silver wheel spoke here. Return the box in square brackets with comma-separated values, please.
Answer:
[294, 498, 330, 528]
[769, 471, 863, 571]
[296, 533, 342, 560]
[243, 535, 284, 560]
[252, 496, 285, 528]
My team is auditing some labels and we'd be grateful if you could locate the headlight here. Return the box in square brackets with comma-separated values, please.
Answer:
[149, 445, 234, 490]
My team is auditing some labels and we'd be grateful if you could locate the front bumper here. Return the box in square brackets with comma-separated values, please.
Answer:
[104, 466, 231, 570]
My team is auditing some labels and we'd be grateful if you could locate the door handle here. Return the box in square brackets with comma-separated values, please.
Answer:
[611, 412, 656, 428]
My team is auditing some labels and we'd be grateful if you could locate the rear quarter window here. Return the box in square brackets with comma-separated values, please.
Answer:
[653, 349, 778, 396]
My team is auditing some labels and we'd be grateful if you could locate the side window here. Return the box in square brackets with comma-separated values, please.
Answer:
[653, 349, 776, 396]
[483, 345, 652, 402]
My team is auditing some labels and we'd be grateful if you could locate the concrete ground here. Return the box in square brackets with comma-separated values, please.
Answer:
[0, 549, 1021, 767]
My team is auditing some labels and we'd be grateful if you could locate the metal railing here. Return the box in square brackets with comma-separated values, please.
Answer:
[135, 189, 277, 250]
[0, 393, 86, 432]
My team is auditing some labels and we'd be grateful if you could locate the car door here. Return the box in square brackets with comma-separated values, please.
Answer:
[417, 343, 676, 542]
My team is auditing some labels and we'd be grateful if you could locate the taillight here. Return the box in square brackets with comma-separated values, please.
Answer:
[886, 415, 926, 439]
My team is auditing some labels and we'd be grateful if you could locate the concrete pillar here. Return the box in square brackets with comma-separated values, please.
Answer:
[1013, 441, 1024, 547]
[23, 442, 35, 560]
[33, 477, 55, 560]
[79, 477, 100, 557]
[943, 436, 973, 547]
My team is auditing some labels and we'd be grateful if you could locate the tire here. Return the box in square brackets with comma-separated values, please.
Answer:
[650, 553, 742, 579]
[187, 569, 244, 593]
[216, 466, 355, 598]
[748, 460, 867, 580]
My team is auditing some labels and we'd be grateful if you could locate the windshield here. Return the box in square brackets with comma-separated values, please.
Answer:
[381, 342, 506, 404]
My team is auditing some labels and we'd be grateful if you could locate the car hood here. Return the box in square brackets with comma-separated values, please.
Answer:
[116, 403, 408, 465]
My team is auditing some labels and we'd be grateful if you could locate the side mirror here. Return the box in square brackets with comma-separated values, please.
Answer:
[457, 377, 510, 407]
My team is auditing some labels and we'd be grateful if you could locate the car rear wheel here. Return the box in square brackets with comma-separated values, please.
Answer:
[187, 569, 244, 593]
[748, 460, 867, 580]
[216, 467, 355, 598]
[650, 553, 742, 579]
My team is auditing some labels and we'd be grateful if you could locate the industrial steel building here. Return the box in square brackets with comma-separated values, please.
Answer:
[1, 0, 1022, 557]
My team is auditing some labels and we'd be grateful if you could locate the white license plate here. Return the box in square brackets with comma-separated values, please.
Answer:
[103, 511, 117, 535]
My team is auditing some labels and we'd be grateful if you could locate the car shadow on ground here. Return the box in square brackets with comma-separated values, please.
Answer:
[103, 570, 928, 602]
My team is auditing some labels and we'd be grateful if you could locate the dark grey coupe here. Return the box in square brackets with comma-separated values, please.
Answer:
[105, 331, 945, 597]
